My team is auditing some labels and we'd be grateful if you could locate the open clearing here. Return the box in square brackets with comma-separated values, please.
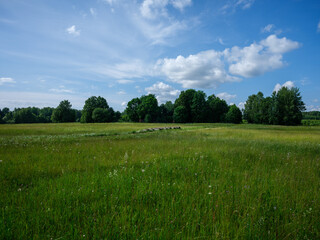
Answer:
[1, 123, 319, 239]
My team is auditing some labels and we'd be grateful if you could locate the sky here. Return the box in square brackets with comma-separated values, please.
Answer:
[0, 0, 319, 111]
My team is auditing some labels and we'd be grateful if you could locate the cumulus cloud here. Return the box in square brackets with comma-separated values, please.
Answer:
[66, 25, 80, 36]
[225, 34, 300, 78]
[117, 90, 126, 95]
[145, 82, 180, 103]
[0, 77, 16, 85]
[260, 35, 300, 54]
[156, 35, 299, 88]
[121, 101, 127, 106]
[217, 92, 237, 102]
[156, 50, 240, 88]
[273, 81, 295, 93]
[140, 0, 192, 19]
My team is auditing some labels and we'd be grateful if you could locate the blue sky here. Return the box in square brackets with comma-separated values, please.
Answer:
[0, 0, 319, 111]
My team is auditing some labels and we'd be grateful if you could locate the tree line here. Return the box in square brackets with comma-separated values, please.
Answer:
[0, 86, 308, 125]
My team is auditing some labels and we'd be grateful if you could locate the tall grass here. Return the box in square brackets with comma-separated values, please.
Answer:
[1, 123, 319, 239]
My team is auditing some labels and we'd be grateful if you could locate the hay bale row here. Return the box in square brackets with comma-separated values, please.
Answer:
[138, 126, 181, 133]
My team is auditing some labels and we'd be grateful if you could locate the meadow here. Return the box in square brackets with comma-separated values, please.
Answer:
[0, 123, 319, 239]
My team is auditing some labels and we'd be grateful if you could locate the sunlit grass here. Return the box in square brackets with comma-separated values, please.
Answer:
[1, 123, 319, 239]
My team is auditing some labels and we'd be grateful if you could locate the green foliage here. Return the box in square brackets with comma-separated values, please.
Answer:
[174, 89, 196, 122]
[138, 94, 158, 122]
[92, 108, 109, 123]
[125, 98, 141, 122]
[173, 105, 188, 123]
[81, 96, 109, 123]
[157, 101, 174, 123]
[207, 95, 229, 122]
[51, 100, 76, 123]
[244, 87, 305, 125]
[303, 111, 320, 120]
[302, 120, 320, 126]
[225, 105, 242, 123]
[191, 90, 208, 123]
[13, 108, 38, 123]
[273, 87, 305, 125]
[38, 107, 54, 123]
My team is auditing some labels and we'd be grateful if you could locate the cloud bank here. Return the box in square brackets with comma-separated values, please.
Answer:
[156, 35, 300, 88]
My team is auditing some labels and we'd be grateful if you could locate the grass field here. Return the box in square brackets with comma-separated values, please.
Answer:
[1, 123, 320, 239]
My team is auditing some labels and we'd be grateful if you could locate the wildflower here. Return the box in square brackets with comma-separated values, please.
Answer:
[17, 188, 22, 192]
[0, 160, 2, 163]
[141, 169, 145, 173]
[208, 192, 212, 195]
[209, 185, 212, 188]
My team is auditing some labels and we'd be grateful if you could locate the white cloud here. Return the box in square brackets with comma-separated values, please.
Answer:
[0, 77, 16, 85]
[236, 0, 255, 9]
[50, 86, 74, 93]
[156, 34, 299, 88]
[140, 0, 192, 19]
[121, 101, 127, 106]
[145, 81, 180, 103]
[317, 21, 320, 33]
[262, 24, 274, 33]
[0, 91, 85, 109]
[117, 90, 126, 95]
[157, 50, 240, 88]
[273, 81, 295, 93]
[225, 34, 300, 78]
[117, 79, 135, 84]
[216, 92, 237, 102]
[171, 0, 192, 11]
[238, 102, 245, 109]
[260, 35, 300, 54]
[66, 25, 80, 36]
[221, 0, 255, 14]
[50, 88, 73, 94]
[307, 105, 320, 111]
[90, 60, 152, 79]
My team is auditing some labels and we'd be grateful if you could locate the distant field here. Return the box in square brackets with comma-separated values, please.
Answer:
[1, 123, 319, 239]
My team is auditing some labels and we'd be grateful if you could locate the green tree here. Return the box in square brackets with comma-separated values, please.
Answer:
[137, 94, 158, 122]
[273, 87, 305, 125]
[173, 106, 188, 123]
[92, 108, 109, 123]
[81, 96, 109, 123]
[243, 92, 265, 124]
[174, 89, 196, 123]
[191, 91, 208, 123]
[51, 100, 76, 123]
[225, 105, 242, 124]
[157, 101, 174, 123]
[38, 107, 54, 123]
[207, 95, 229, 122]
[126, 98, 141, 122]
[13, 108, 38, 123]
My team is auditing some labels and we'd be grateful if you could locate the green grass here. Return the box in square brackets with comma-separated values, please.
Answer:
[1, 123, 319, 239]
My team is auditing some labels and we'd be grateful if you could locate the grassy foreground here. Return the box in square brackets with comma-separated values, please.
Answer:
[0, 123, 319, 239]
